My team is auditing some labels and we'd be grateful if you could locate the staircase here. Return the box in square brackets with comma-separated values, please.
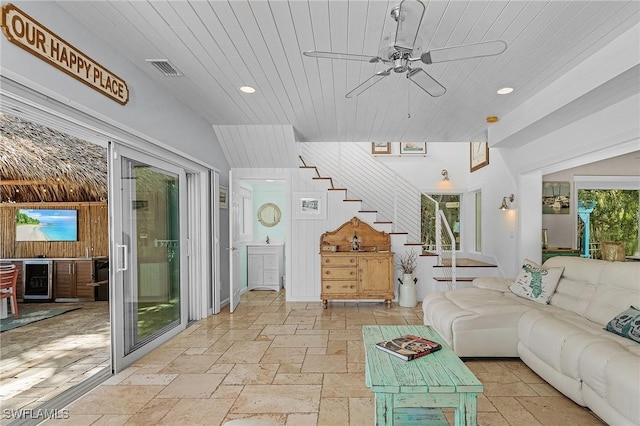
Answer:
[299, 142, 421, 241]
[298, 155, 500, 300]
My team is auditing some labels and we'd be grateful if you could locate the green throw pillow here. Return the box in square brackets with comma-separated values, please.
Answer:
[605, 306, 640, 343]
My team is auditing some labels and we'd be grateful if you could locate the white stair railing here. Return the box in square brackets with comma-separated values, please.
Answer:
[437, 209, 457, 290]
[422, 193, 457, 289]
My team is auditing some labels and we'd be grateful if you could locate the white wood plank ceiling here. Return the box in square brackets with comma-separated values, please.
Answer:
[58, 1, 639, 146]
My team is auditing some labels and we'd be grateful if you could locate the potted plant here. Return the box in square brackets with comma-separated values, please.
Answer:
[397, 249, 418, 307]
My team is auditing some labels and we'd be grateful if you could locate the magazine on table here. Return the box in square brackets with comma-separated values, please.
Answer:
[375, 334, 442, 361]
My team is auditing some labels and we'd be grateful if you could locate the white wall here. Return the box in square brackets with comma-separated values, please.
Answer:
[370, 142, 470, 192]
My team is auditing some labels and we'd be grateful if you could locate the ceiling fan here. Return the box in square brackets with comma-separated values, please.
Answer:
[303, 0, 507, 98]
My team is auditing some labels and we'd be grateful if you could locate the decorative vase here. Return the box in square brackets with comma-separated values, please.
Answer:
[399, 273, 417, 308]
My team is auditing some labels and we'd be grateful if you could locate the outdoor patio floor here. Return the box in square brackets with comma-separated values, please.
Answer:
[0, 301, 110, 419]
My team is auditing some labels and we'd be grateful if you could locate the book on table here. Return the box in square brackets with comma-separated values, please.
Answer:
[375, 334, 442, 361]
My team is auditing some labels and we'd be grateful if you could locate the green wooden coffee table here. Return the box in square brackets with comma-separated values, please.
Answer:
[363, 325, 483, 426]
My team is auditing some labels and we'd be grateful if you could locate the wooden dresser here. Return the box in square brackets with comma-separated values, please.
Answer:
[320, 217, 394, 308]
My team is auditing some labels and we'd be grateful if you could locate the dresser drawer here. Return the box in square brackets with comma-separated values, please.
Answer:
[322, 267, 357, 280]
[322, 256, 357, 266]
[322, 281, 357, 294]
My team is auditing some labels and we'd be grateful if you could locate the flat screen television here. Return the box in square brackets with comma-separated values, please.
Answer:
[16, 209, 78, 242]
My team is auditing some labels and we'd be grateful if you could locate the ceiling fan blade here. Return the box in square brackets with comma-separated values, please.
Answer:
[346, 68, 392, 98]
[303, 51, 381, 63]
[421, 40, 507, 64]
[394, 0, 425, 53]
[406, 68, 446, 97]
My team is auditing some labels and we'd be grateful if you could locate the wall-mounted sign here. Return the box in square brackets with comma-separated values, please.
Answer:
[1, 3, 129, 105]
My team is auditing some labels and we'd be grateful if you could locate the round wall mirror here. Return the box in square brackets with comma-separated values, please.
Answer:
[257, 203, 281, 227]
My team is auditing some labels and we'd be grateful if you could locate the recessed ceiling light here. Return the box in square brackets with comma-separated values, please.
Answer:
[240, 86, 256, 94]
[497, 87, 514, 95]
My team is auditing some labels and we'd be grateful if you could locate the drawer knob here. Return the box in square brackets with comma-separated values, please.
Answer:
[325, 271, 331, 275]
[350, 285, 354, 289]
[350, 271, 355, 276]
[326, 285, 331, 289]
[350, 259, 355, 263]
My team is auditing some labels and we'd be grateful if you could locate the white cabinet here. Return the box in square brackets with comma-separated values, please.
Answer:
[247, 244, 284, 291]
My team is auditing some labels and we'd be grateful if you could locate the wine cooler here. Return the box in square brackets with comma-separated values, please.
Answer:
[23, 260, 53, 301]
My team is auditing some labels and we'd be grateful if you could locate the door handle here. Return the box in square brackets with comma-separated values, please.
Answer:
[116, 244, 128, 272]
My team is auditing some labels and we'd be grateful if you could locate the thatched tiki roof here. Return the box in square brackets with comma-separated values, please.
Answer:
[0, 113, 107, 202]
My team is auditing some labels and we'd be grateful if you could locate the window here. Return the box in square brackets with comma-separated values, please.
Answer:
[577, 188, 639, 258]
[421, 193, 461, 251]
[474, 191, 482, 252]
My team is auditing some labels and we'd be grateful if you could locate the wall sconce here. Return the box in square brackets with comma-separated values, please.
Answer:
[441, 169, 449, 181]
[499, 194, 515, 210]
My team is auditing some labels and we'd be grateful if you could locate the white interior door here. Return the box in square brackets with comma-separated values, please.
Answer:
[229, 170, 242, 312]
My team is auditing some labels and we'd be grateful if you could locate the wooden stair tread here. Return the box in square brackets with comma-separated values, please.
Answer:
[421, 251, 438, 256]
[433, 277, 476, 282]
[439, 258, 497, 267]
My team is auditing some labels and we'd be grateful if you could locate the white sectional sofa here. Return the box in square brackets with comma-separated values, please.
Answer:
[422, 256, 640, 426]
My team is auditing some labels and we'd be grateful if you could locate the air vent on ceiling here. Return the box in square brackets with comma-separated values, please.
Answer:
[145, 59, 182, 77]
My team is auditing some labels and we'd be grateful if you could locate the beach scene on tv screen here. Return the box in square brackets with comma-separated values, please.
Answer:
[16, 209, 78, 242]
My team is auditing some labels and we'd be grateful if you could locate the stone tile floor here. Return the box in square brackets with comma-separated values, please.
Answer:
[0, 301, 110, 420]
[2, 292, 605, 425]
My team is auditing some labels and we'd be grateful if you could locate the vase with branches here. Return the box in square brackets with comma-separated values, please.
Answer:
[398, 249, 418, 275]
[397, 249, 418, 307]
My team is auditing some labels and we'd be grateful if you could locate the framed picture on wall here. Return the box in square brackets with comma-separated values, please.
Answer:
[371, 142, 391, 154]
[542, 181, 570, 214]
[293, 192, 327, 220]
[400, 142, 426, 154]
[219, 186, 228, 209]
[470, 141, 489, 172]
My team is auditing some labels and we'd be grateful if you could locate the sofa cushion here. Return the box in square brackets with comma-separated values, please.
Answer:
[518, 309, 604, 380]
[545, 257, 602, 316]
[510, 259, 563, 304]
[605, 306, 640, 343]
[472, 277, 513, 292]
[579, 341, 640, 425]
[583, 261, 640, 326]
[422, 288, 531, 356]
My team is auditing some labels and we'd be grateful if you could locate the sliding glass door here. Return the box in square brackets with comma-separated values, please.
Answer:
[109, 143, 188, 372]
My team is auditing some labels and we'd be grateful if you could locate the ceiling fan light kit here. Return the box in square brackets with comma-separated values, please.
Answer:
[303, 0, 507, 99]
